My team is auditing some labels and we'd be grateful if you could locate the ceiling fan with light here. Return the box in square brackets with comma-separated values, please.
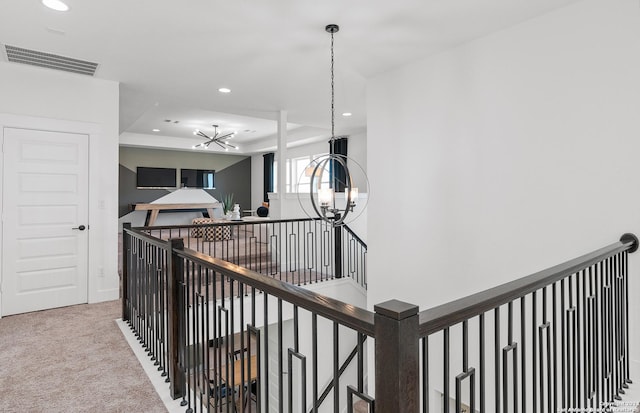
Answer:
[192, 125, 238, 151]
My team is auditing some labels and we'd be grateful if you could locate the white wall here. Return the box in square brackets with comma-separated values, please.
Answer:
[367, 0, 640, 381]
[0, 62, 119, 307]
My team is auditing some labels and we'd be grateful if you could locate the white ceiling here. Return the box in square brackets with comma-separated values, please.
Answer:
[0, 0, 582, 154]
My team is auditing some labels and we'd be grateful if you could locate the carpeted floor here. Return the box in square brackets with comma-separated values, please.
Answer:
[0, 300, 167, 413]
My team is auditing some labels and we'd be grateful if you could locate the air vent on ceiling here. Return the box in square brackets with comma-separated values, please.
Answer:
[4, 45, 98, 76]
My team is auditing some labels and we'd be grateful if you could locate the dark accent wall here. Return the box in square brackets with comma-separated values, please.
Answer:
[207, 157, 252, 212]
[118, 150, 252, 218]
[119, 165, 170, 217]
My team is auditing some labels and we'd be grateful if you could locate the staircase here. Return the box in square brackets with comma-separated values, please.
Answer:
[122, 224, 639, 412]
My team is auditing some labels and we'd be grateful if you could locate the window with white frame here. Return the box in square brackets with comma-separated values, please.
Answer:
[286, 154, 331, 193]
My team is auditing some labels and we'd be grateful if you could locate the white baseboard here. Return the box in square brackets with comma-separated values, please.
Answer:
[116, 318, 186, 413]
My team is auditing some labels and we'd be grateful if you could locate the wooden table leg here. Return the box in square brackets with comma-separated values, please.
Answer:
[148, 209, 159, 226]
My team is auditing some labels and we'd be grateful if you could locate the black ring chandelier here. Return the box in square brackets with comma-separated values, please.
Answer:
[299, 24, 369, 226]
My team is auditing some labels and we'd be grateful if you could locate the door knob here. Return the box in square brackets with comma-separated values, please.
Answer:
[72, 225, 86, 231]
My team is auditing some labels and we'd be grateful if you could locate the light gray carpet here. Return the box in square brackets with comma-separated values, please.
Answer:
[0, 300, 167, 413]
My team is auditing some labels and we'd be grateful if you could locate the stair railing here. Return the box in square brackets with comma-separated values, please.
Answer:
[416, 233, 639, 413]
[135, 217, 367, 290]
[122, 225, 638, 412]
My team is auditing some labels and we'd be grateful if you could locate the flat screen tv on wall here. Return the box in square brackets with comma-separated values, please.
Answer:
[136, 167, 177, 189]
[181, 169, 215, 189]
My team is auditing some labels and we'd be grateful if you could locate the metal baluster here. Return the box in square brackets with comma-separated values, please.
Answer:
[239, 280, 246, 413]
[494, 308, 500, 413]
[576, 271, 583, 409]
[312, 313, 318, 413]
[480, 313, 485, 413]
[423, 336, 429, 413]
[552, 282, 558, 413]
[520, 297, 526, 413]
[612, 255, 622, 401]
[586, 266, 595, 408]
[599, 259, 607, 403]
[294, 305, 299, 352]
[623, 251, 632, 388]
[288, 349, 307, 413]
[334, 321, 340, 413]
[357, 332, 365, 394]
[274, 297, 282, 413]
[595, 261, 602, 407]
[179, 259, 189, 405]
[502, 302, 517, 413]
[532, 290, 537, 413]
[218, 306, 230, 413]
[615, 253, 625, 398]
[444, 327, 450, 413]
[571, 273, 578, 408]
[204, 267, 211, 412]
[581, 268, 588, 407]
[605, 257, 615, 401]
[263, 292, 270, 413]
[561, 278, 566, 410]
[538, 287, 553, 413]
[456, 320, 476, 413]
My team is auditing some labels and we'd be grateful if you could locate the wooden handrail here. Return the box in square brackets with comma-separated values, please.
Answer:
[418, 233, 638, 337]
[173, 245, 377, 337]
[123, 225, 171, 249]
[133, 202, 222, 211]
[134, 216, 325, 231]
[344, 224, 367, 249]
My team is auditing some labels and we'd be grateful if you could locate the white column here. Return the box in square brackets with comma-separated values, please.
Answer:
[274, 110, 287, 219]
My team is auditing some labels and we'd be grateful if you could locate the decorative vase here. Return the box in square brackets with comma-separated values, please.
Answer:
[231, 204, 241, 220]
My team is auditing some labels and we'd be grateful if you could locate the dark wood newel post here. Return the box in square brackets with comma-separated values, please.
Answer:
[167, 237, 185, 399]
[121, 223, 131, 322]
[374, 299, 420, 413]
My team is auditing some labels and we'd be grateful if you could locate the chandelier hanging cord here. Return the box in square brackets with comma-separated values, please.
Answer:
[329, 25, 336, 142]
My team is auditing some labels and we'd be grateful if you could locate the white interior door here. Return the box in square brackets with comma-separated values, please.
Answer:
[2, 127, 89, 316]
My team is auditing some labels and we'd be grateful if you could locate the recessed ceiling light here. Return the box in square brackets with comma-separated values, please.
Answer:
[152, 129, 160, 132]
[218, 88, 231, 94]
[342, 112, 352, 117]
[42, 0, 70, 11]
